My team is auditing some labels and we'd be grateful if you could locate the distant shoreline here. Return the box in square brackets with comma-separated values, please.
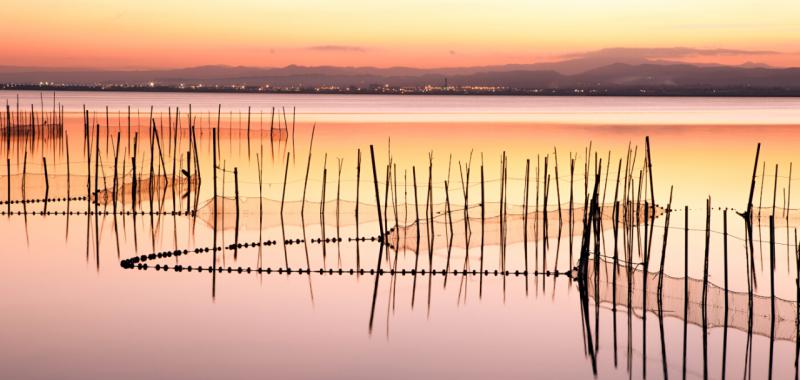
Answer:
[2, 84, 800, 97]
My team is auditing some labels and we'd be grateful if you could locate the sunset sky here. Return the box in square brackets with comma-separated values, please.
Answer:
[3, 0, 799, 69]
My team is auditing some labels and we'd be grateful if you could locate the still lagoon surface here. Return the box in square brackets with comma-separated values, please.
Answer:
[1, 91, 800, 379]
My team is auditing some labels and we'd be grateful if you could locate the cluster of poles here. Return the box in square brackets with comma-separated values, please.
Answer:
[575, 142, 800, 380]
[2, 93, 65, 153]
[4, 97, 800, 378]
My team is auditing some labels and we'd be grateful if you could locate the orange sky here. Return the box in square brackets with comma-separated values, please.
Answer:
[2, 0, 799, 69]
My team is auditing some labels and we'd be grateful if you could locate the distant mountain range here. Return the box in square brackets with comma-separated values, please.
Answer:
[1, 55, 799, 90]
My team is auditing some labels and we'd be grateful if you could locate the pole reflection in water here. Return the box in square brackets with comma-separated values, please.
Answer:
[5, 95, 800, 379]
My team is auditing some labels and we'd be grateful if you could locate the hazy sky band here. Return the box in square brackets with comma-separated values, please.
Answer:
[2, 0, 798, 68]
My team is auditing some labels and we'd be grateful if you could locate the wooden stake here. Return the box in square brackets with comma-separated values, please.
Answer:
[480, 159, 485, 277]
[234, 167, 240, 259]
[186, 151, 191, 212]
[524, 158, 530, 273]
[768, 214, 776, 380]
[569, 156, 575, 264]
[213, 128, 218, 225]
[280, 152, 291, 266]
[300, 125, 317, 216]
[369, 145, 385, 240]
[356, 149, 361, 242]
[246, 106, 251, 157]
[657, 186, 673, 295]
[112, 132, 120, 213]
[554, 148, 562, 226]
[6, 158, 10, 213]
[645, 136, 655, 207]
[724, 208, 729, 310]
[42, 156, 49, 197]
[745, 143, 761, 220]
[413, 166, 420, 272]
[66, 134, 70, 209]
[703, 197, 711, 307]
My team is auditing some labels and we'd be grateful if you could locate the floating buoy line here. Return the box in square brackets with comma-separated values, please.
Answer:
[117, 230, 576, 278]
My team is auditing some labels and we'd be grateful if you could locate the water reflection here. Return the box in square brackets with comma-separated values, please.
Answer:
[3, 94, 800, 379]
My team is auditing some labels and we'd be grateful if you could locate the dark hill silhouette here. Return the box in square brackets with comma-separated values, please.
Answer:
[2, 61, 799, 90]
[573, 63, 800, 87]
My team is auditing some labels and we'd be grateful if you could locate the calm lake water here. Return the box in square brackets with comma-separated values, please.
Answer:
[1, 90, 799, 379]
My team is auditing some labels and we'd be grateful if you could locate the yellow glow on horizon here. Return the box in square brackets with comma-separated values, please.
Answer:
[1, 0, 798, 68]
